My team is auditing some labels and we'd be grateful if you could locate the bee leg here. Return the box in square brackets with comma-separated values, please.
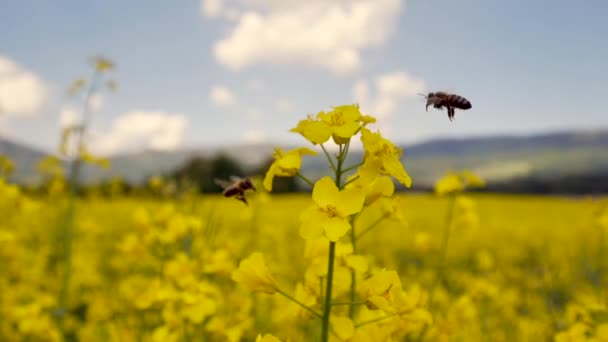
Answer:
[448, 107, 455, 121]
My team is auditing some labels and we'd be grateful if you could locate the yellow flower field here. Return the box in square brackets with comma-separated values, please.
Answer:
[1, 177, 607, 341]
[1, 104, 608, 342]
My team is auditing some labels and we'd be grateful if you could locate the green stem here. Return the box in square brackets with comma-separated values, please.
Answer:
[416, 195, 457, 342]
[332, 301, 365, 306]
[321, 142, 347, 342]
[320, 144, 337, 173]
[355, 308, 415, 328]
[295, 172, 315, 187]
[428, 195, 456, 306]
[321, 241, 336, 342]
[349, 215, 357, 319]
[342, 140, 351, 160]
[341, 162, 364, 174]
[341, 175, 360, 189]
[356, 215, 388, 240]
[276, 288, 323, 319]
[60, 69, 101, 314]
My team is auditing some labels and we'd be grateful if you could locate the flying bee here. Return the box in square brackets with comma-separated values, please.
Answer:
[214, 176, 256, 205]
[419, 91, 472, 121]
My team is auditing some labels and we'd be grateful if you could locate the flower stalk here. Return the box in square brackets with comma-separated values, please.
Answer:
[276, 288, 322, 319]
[59, 67, 101, 314]
[321, 140, 348, 342]
[321, 241, 336, 342]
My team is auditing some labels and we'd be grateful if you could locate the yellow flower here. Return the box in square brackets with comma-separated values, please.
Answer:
[263, 147, 317, 191]
[164, 253, 198, 288]
[286, 283, 318, 320]
[331, 316, 355, 341]
[460, 170, 486, 188]
[344, 158, 394, 206]
[434, 170, 485, 195]
[300, 177, 365, 242]
[360, 269, 403, 311]
[91, 56, 115, 73]
[360, 128, 412, 187]
[291, 105, 372, 145]
[434, 172, 464, 195]
[256, 334, 282, 342]
[232, 252, 278, 294]
[0, 155, 14, 176]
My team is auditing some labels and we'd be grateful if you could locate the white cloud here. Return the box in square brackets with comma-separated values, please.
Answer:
[246, 79, 266, 92]
[274, 99, 293, 114]
[89, 93, 104, 113]
[209, 0, 402, 74]
[92, 110, 188, 155]
[209, 85, 237, 107]
[244, 108, 263, 121]
[353, 71, 425, 121]
[60, 105, 81, 128]
[243, 129, 266, 144]
[201, 0, 224, 17]
[0, 56, 48, 117]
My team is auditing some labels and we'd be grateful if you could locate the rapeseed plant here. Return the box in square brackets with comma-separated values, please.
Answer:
[232, 104, 432, 341]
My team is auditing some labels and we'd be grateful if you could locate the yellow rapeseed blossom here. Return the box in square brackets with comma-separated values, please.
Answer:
[299, 176, 365, 242]
[331, 316, 355, 341]
[232, 252, 278, 294]
[434, 170, 485, 195]
[256, 334, 282, 342]
[263, 147, 317, 191]
[91, 56, 115, 73]
[290, 104, 373, 145]
[360, 269, 403, 311]
[360, 128, 412, 187]
[0, 155, 14, 176]
[344, 158, 394, 206]
[434, 173, 465, 195]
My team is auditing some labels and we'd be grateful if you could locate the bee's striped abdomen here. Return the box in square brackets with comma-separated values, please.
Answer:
[446, 94, 472, 110]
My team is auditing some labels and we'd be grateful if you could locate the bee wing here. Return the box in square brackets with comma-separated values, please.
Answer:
[214, 178, 232, 189]
[229, 175, 243, 183]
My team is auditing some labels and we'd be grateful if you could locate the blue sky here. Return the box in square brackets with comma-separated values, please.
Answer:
[1, 0, 607, 155]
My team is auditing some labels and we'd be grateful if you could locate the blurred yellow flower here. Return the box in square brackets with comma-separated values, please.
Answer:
[434, 173, 465, 195]
[232, 252, 278, 294]
[360, 128, 412, 187]
[360, 269, 403, 311]
[0, 155, 14, 176]
[331, 316, 355, 341]
[256, 334, 282, 342]
[300, 176, 365, 242]
[344, 255, 368, 273]
[91, 56, 115, 73]
[434, 170, 485, 195]
[264, 147, 317, 191]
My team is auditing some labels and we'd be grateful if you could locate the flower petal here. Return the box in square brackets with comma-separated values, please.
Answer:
[263, 164, 278, 192]
[312, 176, 339, 208]
[383, 157, 412, 188]
[324, 217, 351, 242]
[333, 121, 360, 139]
[331, 316, 355, 341]
[290, 119, 332, 145]
[299, 207, 326, 240]
[335, 188, 364, 217]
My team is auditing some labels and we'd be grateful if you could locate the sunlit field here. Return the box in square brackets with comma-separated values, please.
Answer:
[2, 174, 607, 341]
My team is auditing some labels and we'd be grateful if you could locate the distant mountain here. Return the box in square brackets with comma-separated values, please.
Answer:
[394, 130, 608, 187]
[0, 137, 51, 184]
[2, 130, 608, 190]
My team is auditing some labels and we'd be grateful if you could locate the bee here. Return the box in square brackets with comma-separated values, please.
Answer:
[214, 176, 256, 205]
[419, 91, 472, 121]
